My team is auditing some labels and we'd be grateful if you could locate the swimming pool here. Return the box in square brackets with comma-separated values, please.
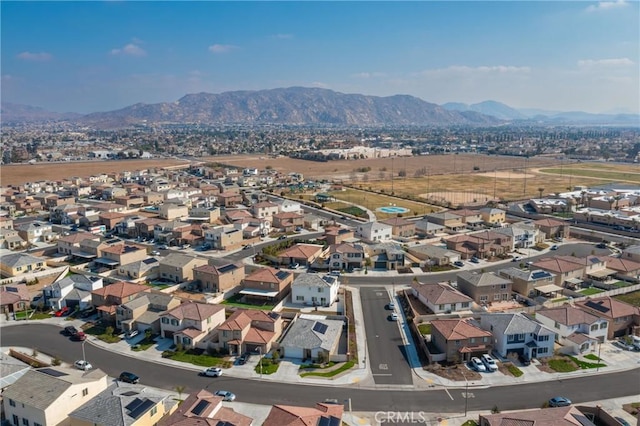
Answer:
[376, 206, 410, 214]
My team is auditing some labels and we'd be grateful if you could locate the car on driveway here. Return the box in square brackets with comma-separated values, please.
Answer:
[54, 307, 70, 317]
[237, 353, 252, 365]
[290, 263, 300, 269]
[614, 339, 636, 351]
[214, 390, 236, 402]
[454, 261, 464, 267]
[470, 357, 486, 372]
[119, 372, 140, 384]
[518, 354, 531, 366]
[470, 257, 480, 263]
[124, 330, 139, 339]
[550, 245, 559, 250]
[74, 360, 92, 371]
[548, 396, 572, 407]
[150, 250, 160, 255]
[481, 354, 499, 372]
[200, 367, 222, 377]
[79, 307, 96, 318]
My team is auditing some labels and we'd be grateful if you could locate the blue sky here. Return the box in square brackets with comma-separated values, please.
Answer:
[2, 1, 638, 114]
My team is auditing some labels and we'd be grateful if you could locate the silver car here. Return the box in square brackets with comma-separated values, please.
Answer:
[215, 390, 236, 401]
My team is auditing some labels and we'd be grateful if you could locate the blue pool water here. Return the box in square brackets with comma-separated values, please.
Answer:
[377, 206, 410, 213]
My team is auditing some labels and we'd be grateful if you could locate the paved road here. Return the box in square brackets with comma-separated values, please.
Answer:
[3, 325, 640, 413]
[360, 287, 413, 385]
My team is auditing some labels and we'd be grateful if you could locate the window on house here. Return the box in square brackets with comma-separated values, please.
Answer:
[590, 324, 598, 332]
[222, 330, 228, 337]
[22, 419, 29, 426]
[438, 304, 444, 310]
[151, 406, 158, 417]
[12, 416, 18, 426]
[538, 347, 548, 354]
[296, 295, 304, 301]
[9, 399, 15, 407]
[171, 319, 178, 326]
[270, 283, 275, 289]
[600, 323, 607, 329]
[82, 388, 89, 396]
[461, 302, 470, 308]
[494, 294, 500, 300]
[317, 287, 323, 293]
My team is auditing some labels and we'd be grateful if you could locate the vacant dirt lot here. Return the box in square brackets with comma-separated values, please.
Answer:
[2, 159, 190, 186]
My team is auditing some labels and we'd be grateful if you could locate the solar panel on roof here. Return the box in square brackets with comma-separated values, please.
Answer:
[191, 399, 210, 416]
[142, 258, 158, 265]
[585, 300, 609, 313]
[38, 368, 68, 377]
[106, 239, 120, 244]
[531, 271, 550, 280]
[313, 322, 328, 334]
[275, 271, 289, 280]
[127, 398, 155, 419]
[318, 416, 342, 426]
[121, 391, 139, 397]
[218, 264, 238, 274]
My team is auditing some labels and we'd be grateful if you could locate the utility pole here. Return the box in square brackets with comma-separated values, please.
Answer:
[391, 157, 394, 194]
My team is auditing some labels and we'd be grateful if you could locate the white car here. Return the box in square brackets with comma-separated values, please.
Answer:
[200, 367, 223, 377]
[124, 330, 139, 339]
[614, 339, 636, 351]
[481, 354, 499, 372]
[74, 360, 93, 371]
[470, 357, 486, 372]
[388, 312, 398, 321]
[214, 390, 236, 401]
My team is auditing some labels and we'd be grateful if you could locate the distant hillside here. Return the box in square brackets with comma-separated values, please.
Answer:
[442, 100, 526, 120]
[1, 102, 81, 123]
[77, 87, 502, 128]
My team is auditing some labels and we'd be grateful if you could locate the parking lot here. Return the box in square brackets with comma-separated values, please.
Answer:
[360, 287, 413, 385]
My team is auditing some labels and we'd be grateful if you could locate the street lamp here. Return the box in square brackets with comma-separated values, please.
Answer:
[461, 368, 469, 416]
[82, 339, 87, 363]
[257, 347, 263, 378]
[596, 341, 602, 373]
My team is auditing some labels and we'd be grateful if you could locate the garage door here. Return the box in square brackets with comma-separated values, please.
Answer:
[282, 346, 303, 359]
[374, 261, 387, 269]
[66, 300, 79, 310]
[163, 330, 174, 339]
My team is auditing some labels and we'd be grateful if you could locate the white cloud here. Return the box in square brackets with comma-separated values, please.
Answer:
[110, 43, 146, 56]
[419, 65, 531, 76]
[586, 0, 628, 12]
[351, 72, 386, 79]
[578, 57, 634, 67]
[17, 51, 52, 61]
[208, 44, 237, 54]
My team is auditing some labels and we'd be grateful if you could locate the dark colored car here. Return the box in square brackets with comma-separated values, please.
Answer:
[119, 372, 140, 384]
[454, 261, 464, 267]
[71, 332, 86, 341]
[519, 354, 531, 366]
[237, 353, 252, 365]
[470, 257, 480, 263]
[596, 242, 607, 249]
[79, 307, 96, 318]
[64, 326, 79, 336]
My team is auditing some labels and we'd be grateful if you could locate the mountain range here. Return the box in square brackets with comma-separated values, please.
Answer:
[2, 87, 638, 128]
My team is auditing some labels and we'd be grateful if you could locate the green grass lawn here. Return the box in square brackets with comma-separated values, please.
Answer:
[169, 351, 231, 368]
[461, 421, 479, 426]
[300, 361, 355, 378]
[299, 361, 336, 370]
[82, 324, 122, 344]
[221, 294, 275, 311]
[612, 281, 633, 288]
[568, 355, 606, 369]
[255, 357, 279, 375]
[584, 353, 602, 361]
[578, 287, 604, 296]
[14, 310, 51, 320]
[506, 363, 524, 377]
[548, 358, 578, 372]
[131, 335, 158, 352]
[615, 290, 640, 307]
[417, 324, 432, 335]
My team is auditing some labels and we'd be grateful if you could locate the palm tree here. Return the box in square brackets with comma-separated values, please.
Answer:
[175, 385, 186, 401]
[607, 197, 615, 211]
[614, 195, 622, 210]
[538, 188, 545, 199]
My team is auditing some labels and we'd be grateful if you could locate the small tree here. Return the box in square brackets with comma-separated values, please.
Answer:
[272, 350, 280, 364]
[105, 326, 114, 337]
[51, 356, 62, 366]
[491, 405, 500, 414]
[175, 385, 186, 401]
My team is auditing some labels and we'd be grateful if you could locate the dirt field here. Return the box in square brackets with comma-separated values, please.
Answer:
[420, 191, 497, 206]
[1, 159, 190, 186]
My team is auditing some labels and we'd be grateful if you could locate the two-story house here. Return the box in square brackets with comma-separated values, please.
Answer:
[43, 274, 103, 310]
[411, 281, 473, 314]
[530, 257, 587, 287]
[193, 262, 245, 293]
[498, 267, 557, 298]
[117, 257, 160, 282]
[355, 221, 393, 243]
[450, 209, 484, 230]
[479, 312, 556, 360]
[251, 201, 280, 219]
[157, 253, 208, 283]
[494, 222, 541, 250]
[214, 309, 283, 355]
[96, 244, 148, 269]
[159, 301, 226, 348]
[15, 221, 54, 244]
[369, 242, 406, 270]
[425, 212, 465, 232]
[574, 296, 640, 339]
[533, 218, 570, 240]
[430, 318, 493, 363]
[116, 292, 181, 335]
[91, 281, 151, 324]
[323, 225, 355, 245]
[272, 212, 305, 232]
[158, 389, 253, 426]
[276, 243, 325, 268]
[240, 267, 294, 304]
[479, 207, 506, 227]
[57, 232, 100, 255]
[380, 217, 416, 238]
[325, 243, 365, 271]
[456, 271, 513, 305]
[2, 367, 109, 426]
[291, 274, 340, 307]
[204, 225, 243, 250]
[536, 305, 608, 354]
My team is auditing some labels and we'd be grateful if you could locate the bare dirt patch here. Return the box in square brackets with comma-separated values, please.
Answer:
[2, 159, 190, 186]
[424, 363, 481, 382]
[420, 191, 496, 206]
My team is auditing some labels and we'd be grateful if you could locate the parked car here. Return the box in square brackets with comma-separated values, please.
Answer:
[454, 260, 465, 267]
[277, 235, 287, 240]
[290, 263, 300, 269]
[242, 244, 252, 250]
[150, 250, 160, 255]
[200, 367, 223, 377]
[470, 357, 486, 372]
[158, 245, 168, 250]
[596, 242, 607, 249]
[387, 301, 396, 310]
[79, 307, 96, 318]
[124, 330, 139, 339]
[512, 256, 522, 262]
[329, 270, 341, 276]
[388, 312, 398, 321]
[118, 372, 140, 384]
[518, 354, 531, 366]
[550, 245, 559, 250]
[614, 339, 636, 351]
[214, 390, 236, 402]
[74, 360, 93, 371]
[614, 417, 631, 426]
[54, 307, 70, 317]
[71, 332, 86, 341]
[237, 353, 252, 365]
[481, 354, 499, 372]
[470, 257, 480, 264]
[64, 325, 79, 336]
[548, 396, 572, 407]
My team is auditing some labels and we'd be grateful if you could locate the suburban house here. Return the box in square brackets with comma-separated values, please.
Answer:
[276, 244, 325, 268]
[0, 228, 26, 250]
[530, 257, 587, 287]
[204, 225, 243, 250]
[408, 244, 460, 266]
[0, 284, 30, 314]
[95, 243, 148, 269]
[355, 221, 392, 243]
[233, 216, 271, 239]
[0, 253, 46, 277]
[450, 209, 484, 230]
[42, 274, 103, 310]
[479, 207, 506, 227]
[323, 225, 355, 245]
[159, 301, 226, 348]
[498, 267, 558, 298]
[380, 216, 416, 237]
[15, 221, 54, 244]
[445, 232, 512, 260]
[91, 281, 151, 324]
[68, 383, 178, 426]
[262, 402, 343, 426]
[479, 406, 597, 426]
[574, 296, 640, 339]
[533, 217, 570, 240]
[411, 281, 473, 314]
[251, 201, 279, 219]
[291, 274, 340, 307]
[57, 232, 101, 255]
[272, 211, 305, 232]
[598, 256, 640, 283]
[158, 389, 253, 426]
[240, 267, 294, 304]
[479, 312, 556, 360]
[413, 217, 445, 237]
[214, 309, 283, 355]
[456, 271, 513, 305]
[279, 315, 345, 362]
[621, 245, 640, 263]
[369, 242, 406, 270]
[323, 243, 366, 271]
[425, 212, 465, 232]
[158, 203, 189, 220]
[2, 367, 109, 426]
[193, 262, 245, 293]
[536, 305, 608, 354]
[494, 222, 541, 250]
[157, 253, 208, 283]
[116, 257, 160, 282]
[116, 292, 182, 335]
[429, 318, 493, 363]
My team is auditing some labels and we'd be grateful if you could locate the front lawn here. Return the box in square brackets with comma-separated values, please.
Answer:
[506, 363, 524, 377]
[547, 357, 578, 373]
[167, 349, 232, 368]
[255, 357, 279, 375]
[568, 355, 606, 369]
[584, 354, 602, 361]
[82, 324, 121, 344]
[131, 335, 158, 352]
[14, 310, 50, 320]
[417, 323, 432, 335]
[300, 361, 355, 378]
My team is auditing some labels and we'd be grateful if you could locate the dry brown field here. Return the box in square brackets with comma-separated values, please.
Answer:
[1, 159, 190, 186]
